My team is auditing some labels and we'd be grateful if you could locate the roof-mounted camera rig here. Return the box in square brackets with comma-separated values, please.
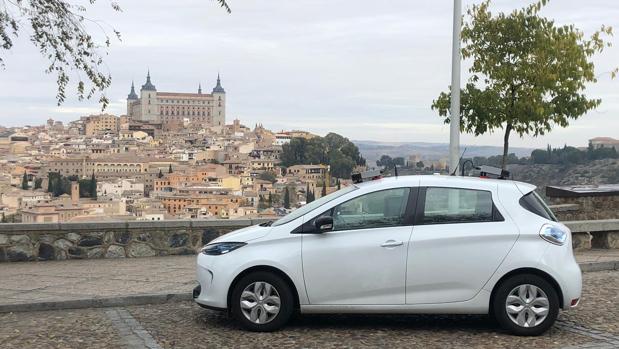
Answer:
[478, 165, 510, 179]
[351, 169, 383, 184]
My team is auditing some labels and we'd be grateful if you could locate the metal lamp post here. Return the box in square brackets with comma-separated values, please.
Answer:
[449, 0, 462, 175]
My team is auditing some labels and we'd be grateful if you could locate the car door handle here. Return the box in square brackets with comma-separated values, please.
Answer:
[380, 240, 403, 248]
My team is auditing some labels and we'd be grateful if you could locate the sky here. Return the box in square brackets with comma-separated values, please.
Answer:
[0, 0, 618, 148]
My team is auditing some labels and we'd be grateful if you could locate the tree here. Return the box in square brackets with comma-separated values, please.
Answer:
[47, 173, 54, 193]
[376, 155, 393, 168]
[431, 0, 614, 170]
[336, 178, 341, 190]
[168, 164, 173, 174]
[531, 149, 551, 164]
[1, 212, 6, 223]
[280, 133, 365, 178]
[283, 187, 290, 209]
[305, 183, 312, 203]
[47, 172, 61, 196]
[258, 171, 277, 183]
[270, 193, 281, 206]
[258, 195, 268, 210]
[0, 1, 230, 110]
[33, 178, 42, 189]
[415, 161, 425, 169]
[321, 179, 327, 197]
[21, 171, 28, 190]
[588, 145, 618, 161]
[90, 173, 97, 199]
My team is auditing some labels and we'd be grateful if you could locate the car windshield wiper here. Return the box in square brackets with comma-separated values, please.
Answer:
[259, 220, 273, 227]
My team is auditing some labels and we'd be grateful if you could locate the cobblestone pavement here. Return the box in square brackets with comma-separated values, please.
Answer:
[0, 270, 617, 349]
[0, 256, 194, 306]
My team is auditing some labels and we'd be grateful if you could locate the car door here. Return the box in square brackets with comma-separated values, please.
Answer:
[302, 187, 414, 305]
[406, 184, 519, 304]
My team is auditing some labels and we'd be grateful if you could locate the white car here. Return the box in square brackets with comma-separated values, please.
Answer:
[194, 175, 581, 335]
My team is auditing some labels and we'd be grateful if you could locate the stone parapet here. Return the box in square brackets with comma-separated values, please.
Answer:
[0, 219, 269, 262]
[0, 218, 617, 262]
[564, 219, 619, 251]
[550, 195, 619, 221]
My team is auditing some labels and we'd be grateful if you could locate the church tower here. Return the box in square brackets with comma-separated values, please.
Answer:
[211, 74, 226, 126]
[140, 70, 158, 123]
[126, 81, 138, 118]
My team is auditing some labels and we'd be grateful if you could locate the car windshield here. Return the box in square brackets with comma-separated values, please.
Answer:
[271, 185, 358, 226]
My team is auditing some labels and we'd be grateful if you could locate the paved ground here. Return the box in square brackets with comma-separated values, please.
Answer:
[0, 250, 617, 311]
[0, 270, 617, 349]
[0, 256, 194, 307]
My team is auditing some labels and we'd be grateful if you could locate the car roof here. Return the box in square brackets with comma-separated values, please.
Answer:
[354, 175, 536, 194]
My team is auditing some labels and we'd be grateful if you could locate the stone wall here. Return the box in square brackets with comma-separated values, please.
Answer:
[549, 195, 619, 221]
[0, 218, 616, 262]
[564, 219, 619, 251]
[0, 219, 268, 263]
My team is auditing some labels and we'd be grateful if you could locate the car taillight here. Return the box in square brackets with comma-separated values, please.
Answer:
[539, 224, 568, 246]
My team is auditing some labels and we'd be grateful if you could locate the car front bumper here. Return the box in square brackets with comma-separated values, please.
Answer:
[194, 252, 234, 310]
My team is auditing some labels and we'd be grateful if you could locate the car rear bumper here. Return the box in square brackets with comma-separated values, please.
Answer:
[538, 244, 582, 310]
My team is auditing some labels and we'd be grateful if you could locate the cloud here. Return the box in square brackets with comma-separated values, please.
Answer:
[0, 0, 617, 149]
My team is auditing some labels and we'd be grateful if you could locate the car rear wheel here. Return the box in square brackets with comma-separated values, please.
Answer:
[230, 271, 294, 332]
[493, 274, 559, 336]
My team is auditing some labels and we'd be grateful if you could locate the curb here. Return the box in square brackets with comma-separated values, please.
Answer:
[0, 261, 617, 314]
[578, 261, 619, 273]
[0, 292, 192, 314]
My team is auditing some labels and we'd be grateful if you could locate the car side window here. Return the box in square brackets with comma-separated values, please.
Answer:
[330, 188, 411, 231]
[421, 187, 498, 224]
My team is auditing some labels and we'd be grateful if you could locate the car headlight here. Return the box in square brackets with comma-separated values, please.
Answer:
[539, 224, 568, 245]
[200, 242, 247, 255]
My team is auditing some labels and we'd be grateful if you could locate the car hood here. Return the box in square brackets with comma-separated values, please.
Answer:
[209, 224, 272, 244]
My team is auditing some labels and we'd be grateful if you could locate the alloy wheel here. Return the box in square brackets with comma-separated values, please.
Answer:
[240, 281, 281, 324]
[505, 284, 550, 328]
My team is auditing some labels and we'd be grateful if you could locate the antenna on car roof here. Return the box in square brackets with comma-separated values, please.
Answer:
[450, 147, 467, 176]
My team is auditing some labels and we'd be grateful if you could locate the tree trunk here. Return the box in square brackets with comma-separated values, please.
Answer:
[502, 123, 513, 171]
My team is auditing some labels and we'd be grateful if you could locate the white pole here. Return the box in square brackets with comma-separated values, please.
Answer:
[449, 0, 462, 175]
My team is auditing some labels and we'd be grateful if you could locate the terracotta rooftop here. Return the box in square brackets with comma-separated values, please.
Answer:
[590, 137, 618, 142]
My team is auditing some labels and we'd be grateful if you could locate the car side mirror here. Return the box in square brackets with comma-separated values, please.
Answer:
[314, 216, 334, 233]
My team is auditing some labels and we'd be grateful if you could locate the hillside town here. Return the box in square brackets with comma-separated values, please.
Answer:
[1, 71, 618, 224]
[0, 73, 359, 223]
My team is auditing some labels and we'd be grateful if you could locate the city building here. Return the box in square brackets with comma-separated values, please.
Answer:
[0, 105, 353, 222]
[83, 114, 120, 136]
[589, 137, 619, 151]
[126, 71, 226, 127]
[286, 164, 328, 181]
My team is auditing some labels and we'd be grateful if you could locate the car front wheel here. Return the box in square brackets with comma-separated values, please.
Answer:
[493, 274, 560, 336]
[230, 271, 294, 332]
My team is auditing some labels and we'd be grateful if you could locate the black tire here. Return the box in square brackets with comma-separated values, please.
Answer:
[230, 271, 294, 332]
[493, 274, 560, 336]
